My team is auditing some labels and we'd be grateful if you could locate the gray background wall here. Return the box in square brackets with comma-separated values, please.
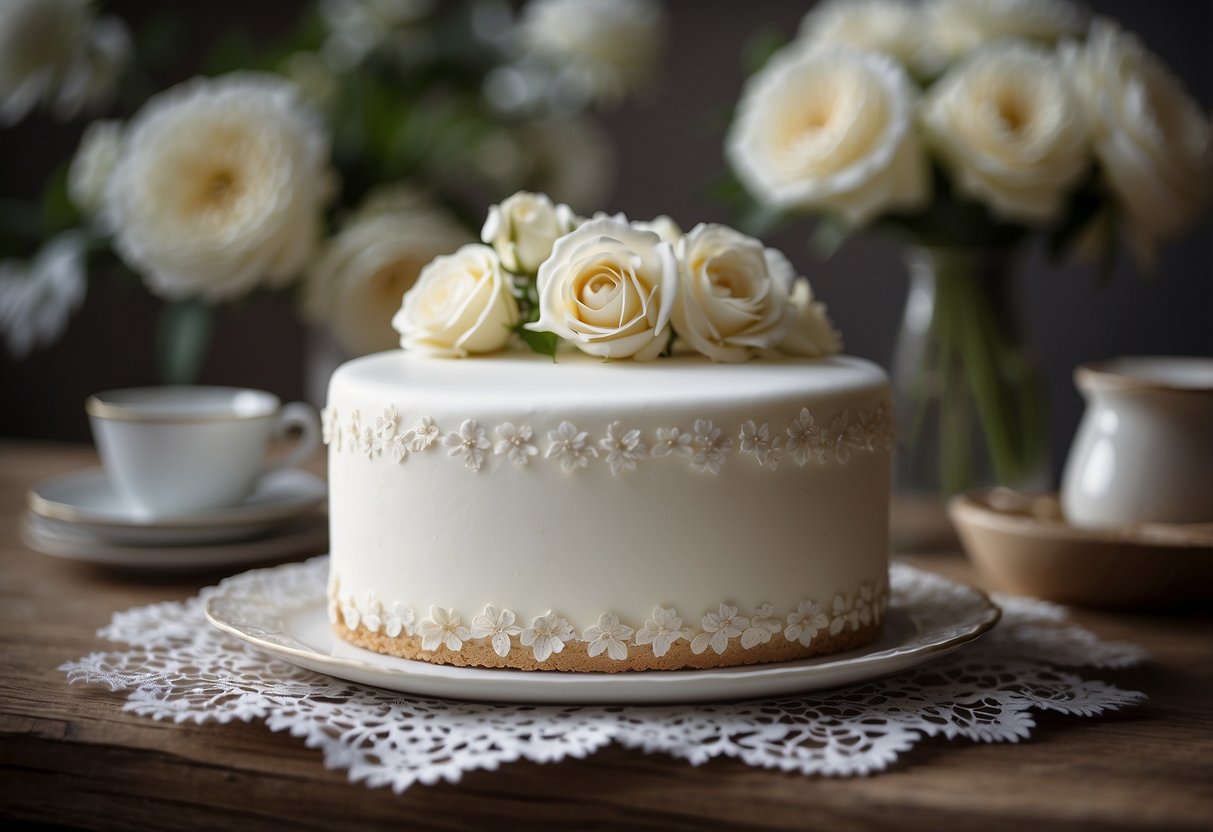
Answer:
[2, 0, 1210, 483]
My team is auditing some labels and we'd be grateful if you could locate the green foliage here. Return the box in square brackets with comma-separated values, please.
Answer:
[157, 299, 213, 385]
[516, 326, 559, 361]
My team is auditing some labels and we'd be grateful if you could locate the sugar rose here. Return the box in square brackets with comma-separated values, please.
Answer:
[923, 41, 1089, 223]
[780, 280, 842, 358]
[527, 216, 677, 360]
[799, 0, 938, 76]
[671, 224, 797, 363]
[928, 0, 1087, 60]
[481, 191, 577, 275]
[392, 244, 519, 358]
[727, 45, 928, 228]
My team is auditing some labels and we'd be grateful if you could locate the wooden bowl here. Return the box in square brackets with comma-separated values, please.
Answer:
[948, 488, 1213, 608]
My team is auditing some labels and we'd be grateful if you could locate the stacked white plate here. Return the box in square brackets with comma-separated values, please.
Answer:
[23, 467, 328, 571]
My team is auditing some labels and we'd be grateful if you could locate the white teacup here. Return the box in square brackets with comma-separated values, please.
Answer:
[87, 386, 321, 517]
[1061, 356, 1213, 529]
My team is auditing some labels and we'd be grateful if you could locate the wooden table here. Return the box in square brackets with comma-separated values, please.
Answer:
[2, 440, 1211, 831]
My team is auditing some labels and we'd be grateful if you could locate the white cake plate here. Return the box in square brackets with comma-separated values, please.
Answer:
[205, 558, 1001, 704]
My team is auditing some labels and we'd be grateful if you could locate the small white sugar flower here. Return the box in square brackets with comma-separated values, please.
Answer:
[320, 406, 340, 449]
[383, 603, 416, 638]
[418, 606, 470, 652]
[582, 613, 634, 661]
[856, 584, 875, 627]
[652, 426, 693, 457]
[785, 407, 821, 466]
[361, 592, 383, 633]
[375, 405, 398, 440]
[785, 600, 830, 647]
[545, 420, 598, 473]
[341, 601, 360, 631]
[690, 419, 732, 475]
[828, 410, 866, 464]
[360, 426, 378, 459]
[740, 602, 783, 649]
[494, 422, 539, 466]
[520, 611, 575, 663]
[738, 421, 785, 470]
[409, 416, 440, 451]
[471, 605, 523, 658]
[345, 409, 362, 451]
[690, 604, 749, 655]
[599, 421, 648, 475]
[635, 606, 685, 658]
[443, 418, 492, 471]
[830, 593, 860, 636]
[389, 433, 411, 463]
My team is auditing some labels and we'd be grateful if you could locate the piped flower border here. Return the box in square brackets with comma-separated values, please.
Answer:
[322, 401, 893, 475]
[328, 572, 888, 664]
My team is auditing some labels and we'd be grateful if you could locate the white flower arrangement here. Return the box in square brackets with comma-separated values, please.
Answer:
[391, 190, 843, 364]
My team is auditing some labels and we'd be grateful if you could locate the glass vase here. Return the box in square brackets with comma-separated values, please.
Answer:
[891, 246, 1049, 498]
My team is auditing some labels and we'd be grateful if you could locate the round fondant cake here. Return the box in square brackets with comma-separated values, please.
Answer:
[324, 349, 892, 672]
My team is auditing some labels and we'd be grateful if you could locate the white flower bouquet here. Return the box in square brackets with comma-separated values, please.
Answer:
[0, 0, 666, 380]
[391, 190, 842, 364]
[723, 0, 1212, 493]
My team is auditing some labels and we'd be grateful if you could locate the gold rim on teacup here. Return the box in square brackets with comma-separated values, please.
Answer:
[86, 386, 282, 423]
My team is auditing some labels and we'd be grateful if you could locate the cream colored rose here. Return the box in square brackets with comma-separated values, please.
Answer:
[481, 191, 577, 274]
[518, 0, 665, 105]
[68, 119, 123, 220]
[922, 42, 1089, 223]
[780, 280, 842, 358]
[392, 244, 519, 358]
[634, 215, 683, 245]
[1062, 19, 1213, 267]
[527, 217, 677, 360]
[799, 0, 938, 76]
[670, 224, 796, 363]
[305, 198, 473, 356]
[727, 45, 929, 228]
[105, 73, 335, 301]
[928, 0, 1086, 59]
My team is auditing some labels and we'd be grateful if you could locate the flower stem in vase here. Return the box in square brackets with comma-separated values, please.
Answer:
[892, 246, 1048, 499]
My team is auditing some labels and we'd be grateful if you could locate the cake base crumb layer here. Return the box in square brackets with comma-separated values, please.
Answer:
[334, 619, 883, 673]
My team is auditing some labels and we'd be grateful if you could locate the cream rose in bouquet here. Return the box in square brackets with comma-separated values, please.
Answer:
[393, 191, 842, 364]
[725, 1, 1213, 494]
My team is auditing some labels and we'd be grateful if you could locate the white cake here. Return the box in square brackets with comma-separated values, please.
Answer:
[324, 349, 893, 672]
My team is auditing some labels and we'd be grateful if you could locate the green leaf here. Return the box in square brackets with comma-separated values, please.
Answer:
[517, 327, 559, 361]
[157, 299, 213, 384]
[741, 26, 790, 75]
[41, 163, 80, 234]
[808, 216, 851, 260]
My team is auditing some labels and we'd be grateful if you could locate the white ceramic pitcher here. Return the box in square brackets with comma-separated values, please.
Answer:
[1061, 356, 1213, 529]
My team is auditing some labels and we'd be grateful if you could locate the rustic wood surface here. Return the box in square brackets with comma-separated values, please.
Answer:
[1, 440, 1211, 831]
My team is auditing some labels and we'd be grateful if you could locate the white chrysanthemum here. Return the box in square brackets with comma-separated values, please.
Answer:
[1062, 19, 1213, 268]
[0, 0, 130, 126]
[923, 41, 1090, 223]
[68, 119, 123, 220]
[928, 0, 1087, 59]
[799, 0, 938, 76]
[0, 233, 87, 358]
[518, 0, 665, 105]
[727, 45, 929, 228]
[305, 195, 471, 356]
[105, 73, 335, 302]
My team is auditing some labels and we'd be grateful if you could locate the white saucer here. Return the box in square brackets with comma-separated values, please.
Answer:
[27, 467, 326, 545]
[21, 512, 329, 572]
[205, 559, 1001, 705]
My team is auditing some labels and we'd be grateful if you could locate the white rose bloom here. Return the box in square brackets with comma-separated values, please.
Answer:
[1062, 19, 1213, 267]
[727, 45, 929, 228]
[67, 119, 123, 220]
[799, 0, 939, 76]
[481, 191, 578, 274]
[633, 215, 683, 245]
[518, 0, 665, 105]
[922, 41, 1089, 223]
[527, 216, 677, 360]
[0, 0, 130, 125]
[306, 203, 473, 356]
[0, 233, 87, 358]
[780, 280, 842, 358]
[104, 73, 335, 302]
[929, 0, 1087, 59]
[670, 224, 797, 363]
[392, 244, 519, 358]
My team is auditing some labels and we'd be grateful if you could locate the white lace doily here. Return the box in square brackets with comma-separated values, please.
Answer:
[62, 559, 1146, 792]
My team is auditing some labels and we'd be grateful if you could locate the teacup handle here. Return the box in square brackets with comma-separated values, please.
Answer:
[265, 402, 322, 473]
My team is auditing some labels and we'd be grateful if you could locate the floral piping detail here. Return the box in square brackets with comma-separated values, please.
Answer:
[332, 579, 889, 663]
[321, 401, 893, 474]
